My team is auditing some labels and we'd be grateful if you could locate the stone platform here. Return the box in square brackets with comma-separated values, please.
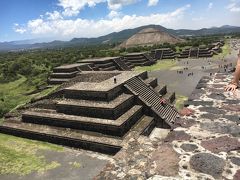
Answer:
[0, 71, 178, 155]
[94, 72, 240, 180]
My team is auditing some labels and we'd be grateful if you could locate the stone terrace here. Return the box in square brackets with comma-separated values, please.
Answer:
[0, 71, 178, 155]
[95, 72, 240, 180]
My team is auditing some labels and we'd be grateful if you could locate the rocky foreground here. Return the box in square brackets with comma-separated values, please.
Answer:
[95, 72, 240, 180]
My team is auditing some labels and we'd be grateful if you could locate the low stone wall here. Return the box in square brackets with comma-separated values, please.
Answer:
[0, 126, 121, 155]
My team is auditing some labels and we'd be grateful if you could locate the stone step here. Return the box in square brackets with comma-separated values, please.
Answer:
[126, 58, 147, 63]
[154, 85, 167, 95]
[56, 94, 134, 119]
[96, 62, 115, 68]
[123, 115, 155, 141]
[0, 121, 122, 155]
[100, 66, 117, 71]
[64, 84, 122, 101]
[50, 71, 79, 78]
[144, 77, 158, 88]
[22, 105, 143, 137]
[128, 64, 135, 69]
[127, 62, 147, 67]
[48, 78, 70, 85]
[124, 55, 145, 59]
[53, 64, 82, 73]
[163, 91, 176, 103]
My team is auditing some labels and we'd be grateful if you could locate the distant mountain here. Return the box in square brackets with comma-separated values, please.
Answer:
[1, 24, 240, 51]
[119, 27, 185, 48]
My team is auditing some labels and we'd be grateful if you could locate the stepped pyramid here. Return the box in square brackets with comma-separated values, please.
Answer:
[0, 71, 179, 154]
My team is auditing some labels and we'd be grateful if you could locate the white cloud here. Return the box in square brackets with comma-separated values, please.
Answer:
[148, 0, 159, 7]
[226, 0, 240, 12]
[58, 0, 105, 16]
[14, 4, 191, 39]
[14, 23, 27, 34]
[57, 0, 138, 16]
[46, 11, 63, 20]
[107, 0, 138, 10]
[208, 2, 213, 10]
[108, 10, 120, 18]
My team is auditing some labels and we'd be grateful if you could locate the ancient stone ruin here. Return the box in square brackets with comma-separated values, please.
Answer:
[0, 69, 178, 154]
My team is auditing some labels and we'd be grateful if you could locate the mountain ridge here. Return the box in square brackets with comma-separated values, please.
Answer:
[1, 24, 240, 51]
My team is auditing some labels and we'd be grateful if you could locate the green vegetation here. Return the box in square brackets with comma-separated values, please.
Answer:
[0, 75, 58, 117]
[175, 95, 188, 111]
[134, 60, 177, 72]
[0, 133, 63, 176]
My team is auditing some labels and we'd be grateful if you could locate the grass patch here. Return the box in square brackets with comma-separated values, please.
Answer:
[0, 133, 63, 176]
[69, 162, 81, 168]
[0, 76, 58, 117]
[134, 60, 176, 72]
[175, 94, 188, 111]
[213, 41, 231, 59]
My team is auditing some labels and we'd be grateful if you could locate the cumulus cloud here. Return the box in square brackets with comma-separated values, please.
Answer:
[208, 2, 213, 10]
[148, 0, 159, 7]
[14, 23, 27, 34]
[46, 11, 63, 20]
[226, 0, 240, 12]
[58, 0, 105, 16]
[14, 4, 191, 39]
[57, 0, 138, 16]
[107, 0, 138, 10]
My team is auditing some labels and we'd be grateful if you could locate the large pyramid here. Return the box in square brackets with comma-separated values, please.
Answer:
[119, 27, 184, 48]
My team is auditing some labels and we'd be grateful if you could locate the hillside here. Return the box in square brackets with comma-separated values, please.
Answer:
[118, 27, 184, 48]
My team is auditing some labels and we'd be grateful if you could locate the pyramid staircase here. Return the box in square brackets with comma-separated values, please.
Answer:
[124, 77, 178, 127]
[113, 58, 131, 71]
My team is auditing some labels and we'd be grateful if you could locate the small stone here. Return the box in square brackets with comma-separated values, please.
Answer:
[128, 169, 142, 175]
[234, 169, 240, 180]
[117, 172, 126, 179]
[164, 131, 191, 142]
[230, 157, 240, 166]
[190, 153, 225, 178]
[180, 144, 198, 152]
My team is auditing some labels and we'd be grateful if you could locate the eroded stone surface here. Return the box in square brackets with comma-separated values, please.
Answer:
[200, 122, 240, 137]
[190, 153, 225, 178]
[150, 144, 180, 176]
[201, 136, 240, 153]
[233, 169, 240, 180]
[164, 131, 191, 142]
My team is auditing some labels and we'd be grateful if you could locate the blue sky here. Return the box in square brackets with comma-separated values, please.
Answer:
[0, 0, 240, 42]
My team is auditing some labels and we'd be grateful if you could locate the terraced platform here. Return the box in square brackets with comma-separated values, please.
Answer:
[1, 71, 178, 154]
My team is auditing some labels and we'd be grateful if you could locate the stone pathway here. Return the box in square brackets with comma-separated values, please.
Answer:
[95, 72, 240, 180]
